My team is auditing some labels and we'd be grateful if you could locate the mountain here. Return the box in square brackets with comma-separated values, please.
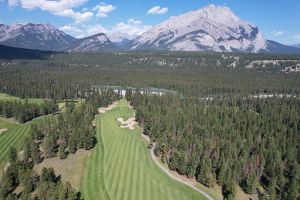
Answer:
[130, 4, 267, 52]
[129, 4, 299, 54]
[67, 33, 117, 52]
[0, 44, 55, 59]
[107, 32, 135, 47]
[292, 44, 300, 48]
[0, 23, 76, 51]
[264, 40, 300, 54]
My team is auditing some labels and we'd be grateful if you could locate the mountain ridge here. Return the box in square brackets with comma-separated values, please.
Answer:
[66, 33, 117, 52]
[0, 23, 76, 51]
[0, 4, 300, 54]
[130, 4, 266, 52]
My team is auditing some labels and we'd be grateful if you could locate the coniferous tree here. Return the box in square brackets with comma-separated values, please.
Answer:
[58, 145, 67, 160]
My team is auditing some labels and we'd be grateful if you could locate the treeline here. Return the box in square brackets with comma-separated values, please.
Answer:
[130, 93, 300, 199]
[0, 53, 300, 100]
[0, 100, 58, 123]
[85, 89, 121, 112]
[0, 147, 78, 200]
[23, 100, 97, 164]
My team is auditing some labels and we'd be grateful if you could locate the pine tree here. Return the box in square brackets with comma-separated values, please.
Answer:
[41, 168, 56, 183]
[31, 141, 41, 164]
[83, 129, 95, 150]
[59, 145, 67, 160]
[44, 132, 58, 158]
[8, 147, 17, 164]
[125, 89, 133, 101]
[23, 137, 31, 163]
[68, 133, 77, 154]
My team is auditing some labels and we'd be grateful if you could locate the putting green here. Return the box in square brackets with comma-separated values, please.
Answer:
[82, 100, 206, 200]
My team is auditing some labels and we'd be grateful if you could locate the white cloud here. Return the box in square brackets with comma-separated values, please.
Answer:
[8, 0, 19, 6]
[60, 24, 108, 38]
[55, 9, 93, 23]
[59, 19, 151, 39]
[271, 30, 285, 36]
[111, 18, 152, 36]
[86, 24, 108, 35]
[291, 34, 300, 42]
[8, 0, 92, 23]
[147, 6, 168, 15]
[93, 2, 116, 18]
[60, 24, 83, 36]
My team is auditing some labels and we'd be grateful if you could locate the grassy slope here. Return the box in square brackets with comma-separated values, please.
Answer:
[82, 100, 207, 200]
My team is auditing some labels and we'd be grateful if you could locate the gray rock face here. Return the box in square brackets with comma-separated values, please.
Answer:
[0, 23, 76, 51]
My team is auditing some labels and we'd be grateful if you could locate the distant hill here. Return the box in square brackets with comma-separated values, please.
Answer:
[264, 40, 300, 54]
[0, 23, 76, 51]
[292, 44, 300, 48]
[67, 33, 118, 52]
[0, 44, 55, 59]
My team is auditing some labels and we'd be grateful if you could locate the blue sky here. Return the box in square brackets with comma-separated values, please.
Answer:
[0, 0, 299, 44]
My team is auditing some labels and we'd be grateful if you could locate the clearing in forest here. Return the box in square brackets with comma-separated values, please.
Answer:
[81, 100, 207, 200]
[34, 149, 91, 190]
[0, 92, 45, 104]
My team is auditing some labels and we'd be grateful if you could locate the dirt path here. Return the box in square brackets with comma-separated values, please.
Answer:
[149, 141, 214, 200]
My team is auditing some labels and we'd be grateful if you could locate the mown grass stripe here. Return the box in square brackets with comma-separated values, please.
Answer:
[106, 121, 130, 194]
[121, 130, 135, 200]
[98, 117, 111, 200]
[81, 100, 207, 200]
[114, 128, 132, 200]
[0, 125, 29, 160]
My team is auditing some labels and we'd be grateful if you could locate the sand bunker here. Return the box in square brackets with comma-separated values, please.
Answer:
[117, 117, 137, 130]
[98, 102, 118, 113]
[0, 128, 8, 135]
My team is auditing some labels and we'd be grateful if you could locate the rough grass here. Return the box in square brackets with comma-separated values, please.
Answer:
[81, 100, 207, 200]
[57, 99, 85, 112]
[34, 149, 91, 190]
[0, 92, 45, 104]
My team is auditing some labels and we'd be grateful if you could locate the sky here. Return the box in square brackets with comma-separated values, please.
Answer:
[0, 0, 299, 44]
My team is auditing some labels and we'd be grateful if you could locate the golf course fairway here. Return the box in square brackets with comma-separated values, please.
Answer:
[81, 100, 207, 200]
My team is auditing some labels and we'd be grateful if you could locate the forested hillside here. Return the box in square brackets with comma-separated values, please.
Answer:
[0, 52, 300, 100]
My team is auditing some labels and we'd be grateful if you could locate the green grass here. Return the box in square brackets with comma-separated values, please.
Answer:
[0, 93, 45, 104]
[0, 114, 54, 172]
[57, 99, 85, 112]
[0, 118, 30, 170]
[81, 100, 207, 200]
